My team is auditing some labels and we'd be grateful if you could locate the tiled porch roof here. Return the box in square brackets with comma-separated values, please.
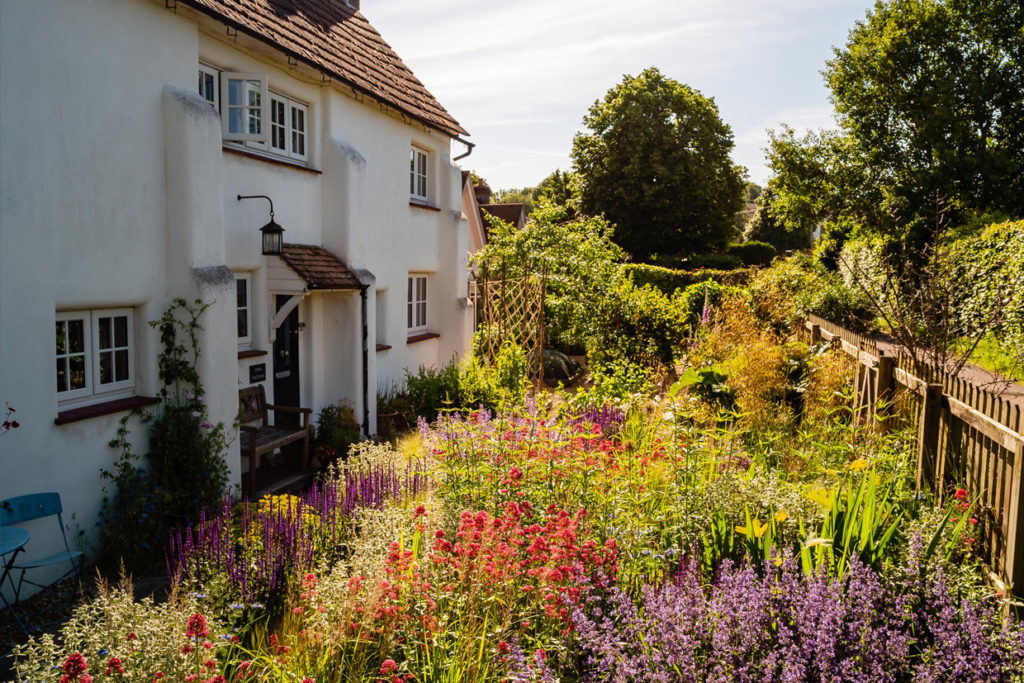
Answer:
[280, 243, 363, 290]
[181, 0, 468, 137]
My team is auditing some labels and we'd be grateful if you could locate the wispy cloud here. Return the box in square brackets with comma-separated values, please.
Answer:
[365, 0, 872, 188]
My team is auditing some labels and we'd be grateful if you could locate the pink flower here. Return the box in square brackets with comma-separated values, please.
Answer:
[186, 613, 210, 638]
[954, 488, 968, 501]
[200, 421, 215, 430]
[415, 505, 426, 518]
[380, 659, 398, 674]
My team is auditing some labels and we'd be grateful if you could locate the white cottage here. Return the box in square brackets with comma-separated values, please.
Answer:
[0, 0, 475, 548]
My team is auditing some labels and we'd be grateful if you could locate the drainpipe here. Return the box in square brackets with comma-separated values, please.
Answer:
[453, 137, 474, 161]
[360, 286, 370, 438]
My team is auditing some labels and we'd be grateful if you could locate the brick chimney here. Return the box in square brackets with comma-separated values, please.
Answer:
[474, 180, 491, 205]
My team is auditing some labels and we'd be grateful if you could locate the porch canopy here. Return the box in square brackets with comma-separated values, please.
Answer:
[269, 243, 365, 335]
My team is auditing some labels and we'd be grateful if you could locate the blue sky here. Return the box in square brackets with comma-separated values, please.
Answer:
[364, 0, 874, 191]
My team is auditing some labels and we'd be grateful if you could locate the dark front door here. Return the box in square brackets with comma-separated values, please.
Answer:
[273, 295, 300, 427]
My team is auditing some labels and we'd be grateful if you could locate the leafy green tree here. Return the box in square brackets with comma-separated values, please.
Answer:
[492, 186, 538, 216]
[471, 203, 624, 353]
[571, 67, 745, 262]
[825, 0, 1024, 237]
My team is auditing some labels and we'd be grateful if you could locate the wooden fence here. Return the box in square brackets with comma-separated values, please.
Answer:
[805, 314, 1024, 598]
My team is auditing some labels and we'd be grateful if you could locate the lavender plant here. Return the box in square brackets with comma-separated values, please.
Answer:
[571, 553, 1024, 682]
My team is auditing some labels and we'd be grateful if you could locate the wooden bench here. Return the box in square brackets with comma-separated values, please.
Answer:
[238, 385, 312, 496]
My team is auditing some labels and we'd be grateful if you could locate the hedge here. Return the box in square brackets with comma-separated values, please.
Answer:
[622, 263, 751, 296]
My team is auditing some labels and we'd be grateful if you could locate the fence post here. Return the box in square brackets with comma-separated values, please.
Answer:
[874, 352, 894, 433]
[916, 383, 943, 491]
[1007, 407, 1024, 602]
[809, 322, 820, 343]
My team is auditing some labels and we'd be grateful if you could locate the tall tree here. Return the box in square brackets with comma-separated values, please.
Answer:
[571, 67, 744, 262]
[825, 0, 1024, 237]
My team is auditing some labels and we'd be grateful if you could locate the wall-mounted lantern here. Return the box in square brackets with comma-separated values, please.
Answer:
[237, 194, 284, 256]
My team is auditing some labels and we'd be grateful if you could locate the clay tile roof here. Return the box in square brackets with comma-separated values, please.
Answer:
[182, 0, 467, 137]
[280, 243, 363, 290]
[480, 203, 527, 231]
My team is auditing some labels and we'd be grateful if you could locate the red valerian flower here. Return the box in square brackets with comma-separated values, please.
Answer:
[380, 659, 399, 674]
[954, 488, 968, 501]
[185, 613, 210, 638]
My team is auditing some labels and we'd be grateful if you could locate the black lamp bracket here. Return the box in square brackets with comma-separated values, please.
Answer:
[237, 194, 274, 219]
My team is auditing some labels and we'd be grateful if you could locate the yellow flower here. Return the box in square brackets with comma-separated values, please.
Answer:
[806, 488, 833, 508]
[846, 458, 871, 472]
[774, 510, 788, 523]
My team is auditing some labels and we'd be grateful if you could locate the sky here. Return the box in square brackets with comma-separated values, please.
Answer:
[363, 0, 875, 191]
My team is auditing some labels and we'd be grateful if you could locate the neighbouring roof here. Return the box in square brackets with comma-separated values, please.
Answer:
[181, 0, 468, 138]
[480, 203, 526, 232]
[280, 243, 363, 290]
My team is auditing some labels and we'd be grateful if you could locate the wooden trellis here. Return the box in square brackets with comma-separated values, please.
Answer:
[470, 266, 545, 379]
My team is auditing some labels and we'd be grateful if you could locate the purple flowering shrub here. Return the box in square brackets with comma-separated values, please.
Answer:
[166, 457, 430, 609]
[571, 553, 1024, 682]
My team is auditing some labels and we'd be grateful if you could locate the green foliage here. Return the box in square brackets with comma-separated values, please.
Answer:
[938, 219, 1024, 354]
[405, 343, 531, 421]
[749, 253, 872, 331]
[675, 280, 746, 330]
[571, 66, 745, 261]
[742, 183, 815, 251]
[800, 473, 904, 578]
[588, 279, 688, 367]
[621, 263, 750, 295]
[473, 202, 624, 354]
[825, 0, 1024, 234]
[314, 402, 360, 460]
[726, 240, 777, 267]
[686, 252, 743, 271]
[100, 299, 229, 572]
[589, 357, 656, 402]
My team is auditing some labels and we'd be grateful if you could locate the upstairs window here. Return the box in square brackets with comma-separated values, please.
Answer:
[407, 275, 427, 334]
[56, 309, 135, 404]
[220, 72, 269, 142]
[410, 147, 428, 202]
[198, 64, 218, 108]
[268, 94, 308, 161]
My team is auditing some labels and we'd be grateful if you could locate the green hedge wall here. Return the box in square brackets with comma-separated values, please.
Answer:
[622, 263, 751, 296]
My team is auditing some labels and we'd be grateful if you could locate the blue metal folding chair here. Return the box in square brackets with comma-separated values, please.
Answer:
[0, 493, 84, 607]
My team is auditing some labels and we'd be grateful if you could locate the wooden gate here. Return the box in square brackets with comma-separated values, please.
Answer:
[470, 265, 545, 379]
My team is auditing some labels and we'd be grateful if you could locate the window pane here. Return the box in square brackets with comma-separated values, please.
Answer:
[417, 301, 426, 327]
[99, 350, 112, 384]
[417, 277, 426, 301]
[114, 316, 128, 347]
[229, 108, 244, 134]
[56, 321, 66, 355]
[98, 316, 111, 350]
[247, 83, 261, 107]
[237, 308, 248, 338]
[408, 277, 413, 301]
[115, 349, 130, 382]
[407, 301, 413, 328]
[68, 319, 85, 353]
[57, 358, 67, 392]
[228, 79, 244, 106]
[248, 108, 261, 135]
[69, 355, 86, 390]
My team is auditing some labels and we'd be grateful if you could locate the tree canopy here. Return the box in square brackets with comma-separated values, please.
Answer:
[571, 67, 745, 262]
[821, 0, 1024, 237]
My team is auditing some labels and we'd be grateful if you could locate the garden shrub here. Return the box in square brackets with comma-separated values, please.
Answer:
[938, 219, 1024, 362]
[100, 299, 229, 573]
[726, 239, 777, 266]
[313, 401, 360, 461]
[12, 577, 233, 682]
[674, 279, 747, 331]
[750, 252, 871, 331]
[404, 361, 462, 421]
[687, 252, 744, 270]
[622, 263, 751, 295]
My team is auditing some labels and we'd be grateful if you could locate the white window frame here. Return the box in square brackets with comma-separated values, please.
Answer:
[220, 72, 269, 142]
[407, 275, 428, 334]
[268, 93, 308, 161]
[198, 63, 219, 109]
[410, 147, 428, 203]
[235, 273, 252, 347]
[56, 309, 136, 405]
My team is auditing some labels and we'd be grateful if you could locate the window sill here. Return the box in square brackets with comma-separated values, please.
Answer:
[238, 349, 268, 360]
[55, 395, 161, 426]
[409, 201, 441, 212]
[376, 343, 392, 352]
[406, 332, 440, 344]
[223, 145, 322, 174]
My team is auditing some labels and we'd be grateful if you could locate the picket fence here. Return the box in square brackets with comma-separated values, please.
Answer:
[804, 314, 1024, 599]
